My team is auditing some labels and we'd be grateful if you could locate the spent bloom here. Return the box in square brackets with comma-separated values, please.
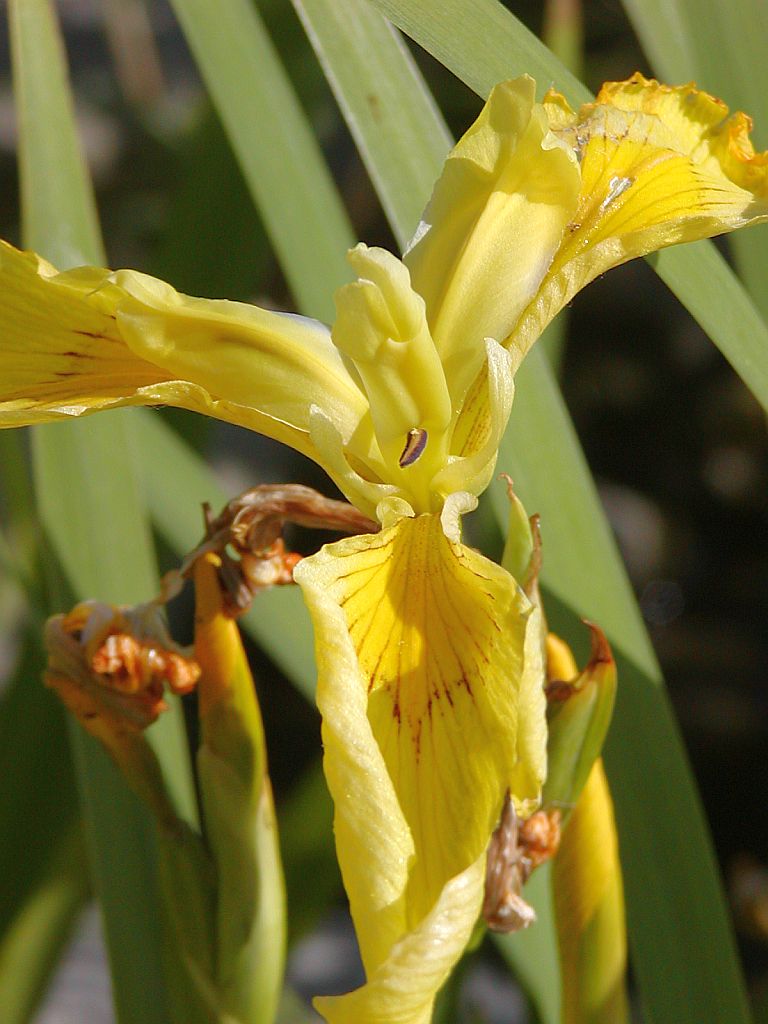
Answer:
[3, 74, 768, 1021]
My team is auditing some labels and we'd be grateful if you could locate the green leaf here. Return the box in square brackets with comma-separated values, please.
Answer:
[278, 759, 340, 942]
[8, 0, 103, 267]
[0, 629, 88, 1024]
[149, 106, 273, 301]
[8, 1, 199, 1020]
[168, 0, 355, 321]
[369, 0, 589, 103]
[293, 0, 451, 247]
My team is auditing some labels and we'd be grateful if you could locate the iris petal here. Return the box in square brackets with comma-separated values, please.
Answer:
[510, 73, 768, 358]
[405, 76, 580, 409]
[0, 241, 366, 469]
[294, 513, 546, 990]
[313, 856, 484, 1024]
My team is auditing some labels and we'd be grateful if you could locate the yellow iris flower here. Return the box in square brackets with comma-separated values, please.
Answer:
[3, 74, 768, 1022]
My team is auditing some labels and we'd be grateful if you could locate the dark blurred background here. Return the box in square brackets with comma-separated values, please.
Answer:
[0, 1, 766, 1020]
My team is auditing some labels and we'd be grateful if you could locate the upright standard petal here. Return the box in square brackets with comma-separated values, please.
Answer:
[0, 241, 367, 469]
[509, 74, 768, 358]
[404, 76, 580, 407]
[294, 512, 546, 1007]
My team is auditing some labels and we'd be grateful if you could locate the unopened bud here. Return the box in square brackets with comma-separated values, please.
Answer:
[543, 622, 616, 817]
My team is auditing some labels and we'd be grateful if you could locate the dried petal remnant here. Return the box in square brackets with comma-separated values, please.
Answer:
[91, 632, 200, 695]
[483, 793, 536, 933]
[483, 792, 562, 933]
[45, 600, 200, 735]
[519, 808, 562, 870]
[168, 483, 378, 616]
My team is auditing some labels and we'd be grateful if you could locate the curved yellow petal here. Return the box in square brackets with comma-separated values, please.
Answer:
[332, 246, 451, 449]
[294, 513, 546, 980]
[432, 338, 515, 498]
[404, 76, 580, 407]
[511, 73, 768, 357]
[0, 242, 166, 423]
[314, 856, 484, 1024]
[114, 268, 367, 455]
[0, 241, 367, 469]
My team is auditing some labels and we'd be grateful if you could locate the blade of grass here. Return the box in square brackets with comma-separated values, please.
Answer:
[287, 4, 751, 1023]
[9, 1, 199, 1020]
[167, 0, 355, 321]
[0, 629, 88, 1024]
[277, 759, 341, 942]
[8, 0, 102, 267]
[292, 0, 448, 246]
[149, 106, 274, 302]
[367, 0, 768, 421]
[542, 0, 584, 82]
[0, 428, 88, 1023]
